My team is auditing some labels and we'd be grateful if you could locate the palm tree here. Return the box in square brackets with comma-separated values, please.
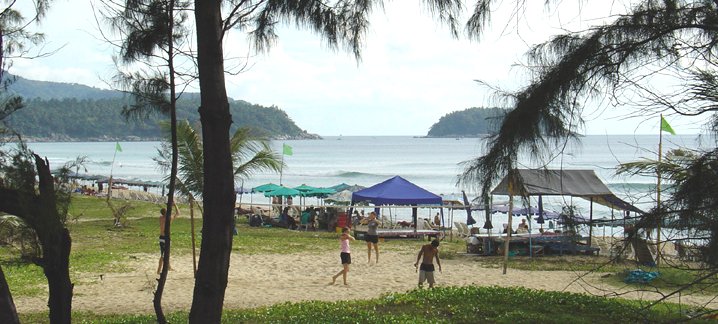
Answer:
[155, 120, 282, 269]
[156, 121, 283, 201]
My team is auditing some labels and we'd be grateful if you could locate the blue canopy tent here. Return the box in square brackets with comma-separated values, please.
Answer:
[352, 176, 443, 232]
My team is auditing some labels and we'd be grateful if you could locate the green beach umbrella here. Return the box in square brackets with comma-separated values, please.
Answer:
[302, 187, 336, 197]
[293, 184, 318, 192]
[264, 186, 301, 197]
[253, 183, 282, 193]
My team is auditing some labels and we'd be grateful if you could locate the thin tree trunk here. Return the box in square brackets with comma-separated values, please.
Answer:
[190, 1, 236, 322]
[0, 265, 20, 324]
[190, 197, 197, 275]
[154, 1, 180, 322]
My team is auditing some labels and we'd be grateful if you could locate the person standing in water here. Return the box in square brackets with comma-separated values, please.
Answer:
[364, 211, 381, 264]
[331, 227, 355, 285]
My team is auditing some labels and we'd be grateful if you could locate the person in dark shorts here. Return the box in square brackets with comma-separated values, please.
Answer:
[331, 227, 355, 285]
[364, 211, 381, 264]
[414, 239, 442, 288]
[157, 202, 179, 274]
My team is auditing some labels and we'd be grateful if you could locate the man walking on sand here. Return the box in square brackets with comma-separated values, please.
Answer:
[157, 202, 180, 274]
[414, 239, 442, 288]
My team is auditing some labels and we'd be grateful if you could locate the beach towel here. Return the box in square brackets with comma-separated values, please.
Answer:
[624, 269, 659, 284]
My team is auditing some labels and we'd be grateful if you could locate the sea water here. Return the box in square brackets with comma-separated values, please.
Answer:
[24, 135, 706, 234]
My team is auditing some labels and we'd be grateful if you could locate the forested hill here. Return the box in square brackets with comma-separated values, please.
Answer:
[6, 74, 125, 100]
[3, 74, 319, 141]
[426, 107, 507, 137]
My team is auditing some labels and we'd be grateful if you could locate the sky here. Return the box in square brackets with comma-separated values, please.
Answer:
[11, 0, 705, 136]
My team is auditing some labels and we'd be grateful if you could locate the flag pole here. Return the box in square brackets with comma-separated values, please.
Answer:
[279, 143, 285, 186]
[656, 115, 664, 267]
[107, 142, 120, 203]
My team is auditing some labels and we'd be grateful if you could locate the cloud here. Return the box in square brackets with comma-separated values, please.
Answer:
[9, 0, 706, 136]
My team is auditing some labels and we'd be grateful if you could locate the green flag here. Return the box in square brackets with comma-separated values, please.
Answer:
[282, 143, 293, 156]
[660, 116, 676, 135]
[115, 141, 123, 152]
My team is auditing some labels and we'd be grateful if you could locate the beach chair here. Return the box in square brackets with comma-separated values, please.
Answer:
[129, 191, 140, 201]
[631, 238, 656, 266]
[453, 222, 466, 237]
[422, 218, 438, 230]
[459, 222, 470, 236]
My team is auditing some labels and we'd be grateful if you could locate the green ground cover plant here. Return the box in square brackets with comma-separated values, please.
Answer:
[18, 286, 707, 323]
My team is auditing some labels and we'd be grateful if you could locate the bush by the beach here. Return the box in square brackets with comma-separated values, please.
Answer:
[18, 286, 704, 323]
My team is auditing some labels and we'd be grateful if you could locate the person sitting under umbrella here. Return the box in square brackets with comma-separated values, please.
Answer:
[516, 218, 529, 234]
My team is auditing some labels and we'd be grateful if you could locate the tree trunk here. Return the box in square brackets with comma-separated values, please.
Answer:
[189, 1, 236, 322]
[34, 155, 74, 324]
[0, 157, 74, 324]
[40, 228, 73, 324]
[0, 265, 20, 324]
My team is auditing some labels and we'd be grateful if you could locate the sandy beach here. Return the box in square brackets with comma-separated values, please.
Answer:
[12, 245, 718, 315]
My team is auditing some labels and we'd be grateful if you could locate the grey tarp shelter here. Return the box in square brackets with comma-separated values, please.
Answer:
[491, 169, 643, 248]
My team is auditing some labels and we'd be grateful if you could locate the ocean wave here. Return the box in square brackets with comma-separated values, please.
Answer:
[91, 160, 114, 166]
[322, 170, 388, 178]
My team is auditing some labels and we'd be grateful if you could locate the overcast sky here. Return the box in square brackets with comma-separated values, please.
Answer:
[12, 1, 704, 136]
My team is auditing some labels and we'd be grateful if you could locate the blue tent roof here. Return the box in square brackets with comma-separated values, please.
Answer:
[351, 176, 442, 205]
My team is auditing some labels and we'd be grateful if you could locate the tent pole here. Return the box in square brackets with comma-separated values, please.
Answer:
[528, 200, 533, 258]
[503, 180, 514, 275]
[589, 197, 594, 248]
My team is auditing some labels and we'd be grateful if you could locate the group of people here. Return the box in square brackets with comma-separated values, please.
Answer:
[279, 205, 318, 230]
[331, 211, 442, 288]
[156, 205, 443, 288]
[502, 218, 531, 234]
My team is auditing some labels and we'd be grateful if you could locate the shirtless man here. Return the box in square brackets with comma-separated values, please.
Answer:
[157, 202, 180, 274]
[414, 239, 442, 288]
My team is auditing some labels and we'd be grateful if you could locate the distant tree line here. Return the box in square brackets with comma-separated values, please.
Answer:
[4, 96, 316, 141]
[427, 107, 506, 137]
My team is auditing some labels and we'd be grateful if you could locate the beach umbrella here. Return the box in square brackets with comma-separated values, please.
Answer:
[330, 183, 351, 192]
[462, 190, 476, 226]
[303, 187, 336, 197]
[253, 183, 282, 193]
[293, 184, 318, 192]
[263, 186, 301, 197]
[325, 189, 354, 204]
[235, 185, 251, 194]
[236, 182, 252, 213]
[293, 184, 319, 209]
[344, 184, 366, 192]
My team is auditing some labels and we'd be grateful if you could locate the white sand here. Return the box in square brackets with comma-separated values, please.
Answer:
[13, 247, 718, 315]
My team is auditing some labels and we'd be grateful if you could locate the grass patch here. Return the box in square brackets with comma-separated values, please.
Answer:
[470, 255, 633, 272]
[65, 194, 160, 222]
[601, 266, 718, 296]
[18, 286, 710, 323]
[3, 262, 46, 296]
